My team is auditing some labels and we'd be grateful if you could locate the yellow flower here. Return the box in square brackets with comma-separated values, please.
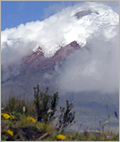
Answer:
[1, 113, 10, 119]
[27, 116, 37, 123]
[57, 134, 66, 140]
[6, 129, 14, 136]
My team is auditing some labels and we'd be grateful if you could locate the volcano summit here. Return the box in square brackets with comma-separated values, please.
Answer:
[1, 2, 119, 130]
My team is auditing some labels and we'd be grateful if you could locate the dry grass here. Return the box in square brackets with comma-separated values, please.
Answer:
[1, 95, 119, 141]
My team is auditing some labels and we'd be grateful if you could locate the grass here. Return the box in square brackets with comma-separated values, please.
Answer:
[1, 95, 119, 141]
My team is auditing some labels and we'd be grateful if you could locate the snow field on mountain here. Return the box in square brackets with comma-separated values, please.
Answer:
[1, 2, 119, 65]
[1, 2, 119, 94]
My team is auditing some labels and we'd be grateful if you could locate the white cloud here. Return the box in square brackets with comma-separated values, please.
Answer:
[1, 2, 119, 94]
[57, 34, 119, 94]
[1, 2, 119, 65]
[97, 1, 119, 14]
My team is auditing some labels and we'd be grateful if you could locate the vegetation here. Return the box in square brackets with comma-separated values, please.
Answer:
[33, 85, 59, 122]
[56, 100, 75, 132]
[1, 85, 119, 141]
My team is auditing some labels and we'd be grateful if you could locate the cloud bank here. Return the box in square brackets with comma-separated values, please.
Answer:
[56, 34, 119, 94]
[1, 2, 119, 64]
[1, 2, 119, 94]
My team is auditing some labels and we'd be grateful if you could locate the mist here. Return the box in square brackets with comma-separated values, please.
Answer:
[1, 2, 119, 94]
[54, 33, 119, 94]
[1, 2, 119, 65]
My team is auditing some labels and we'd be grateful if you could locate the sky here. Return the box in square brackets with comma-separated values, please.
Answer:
[1, 1, 119, 94]
[1, 1, 82, 31]
[1, 1, 119, 31]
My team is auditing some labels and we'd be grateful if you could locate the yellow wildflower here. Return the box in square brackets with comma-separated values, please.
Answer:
[57, 134, 66, 140]
[27, 116, 37, 123]
[1, 113, 10, 119]
[6, 129, 14, 136]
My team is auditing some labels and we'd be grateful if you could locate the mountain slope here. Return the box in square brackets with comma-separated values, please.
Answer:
[1, 2, 119, 130]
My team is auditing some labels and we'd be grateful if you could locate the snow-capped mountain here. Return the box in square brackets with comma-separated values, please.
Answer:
[20, 41, 81, 72]
[1, 2, 119, 63]
[1, 2, 119, 82]
[1, 40, 81, 83]
[1, 0, 119, 95]
[1, 2, 119, 130]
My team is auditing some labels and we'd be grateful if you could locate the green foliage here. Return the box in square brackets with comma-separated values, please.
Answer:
[2, 85, 119, 141]
[1, 89, 119, 141]
[3, 95, 35, 116]
[50, 92, 59, 119]
[56, 100, 75, 132]
[33, 85, 59, 123]
[33, 85, 75, 132]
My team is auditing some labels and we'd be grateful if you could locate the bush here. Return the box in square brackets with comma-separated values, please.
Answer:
[33, 85, 75, 132]
[3, 85, 75, 133]
[33, 85, 59, 123]
[56, 100, 75, 132]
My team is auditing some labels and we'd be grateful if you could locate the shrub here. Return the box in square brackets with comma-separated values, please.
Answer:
[33, 85, 75, 132]
[56, 100, 75, 132]
[33, 85, 59, 123]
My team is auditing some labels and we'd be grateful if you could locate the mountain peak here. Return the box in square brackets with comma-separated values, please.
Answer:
[74, 10, 99, 20]
[1, 2, 119, 65]
[35, 46, 43, 52]
[19, 41, 81, 73]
